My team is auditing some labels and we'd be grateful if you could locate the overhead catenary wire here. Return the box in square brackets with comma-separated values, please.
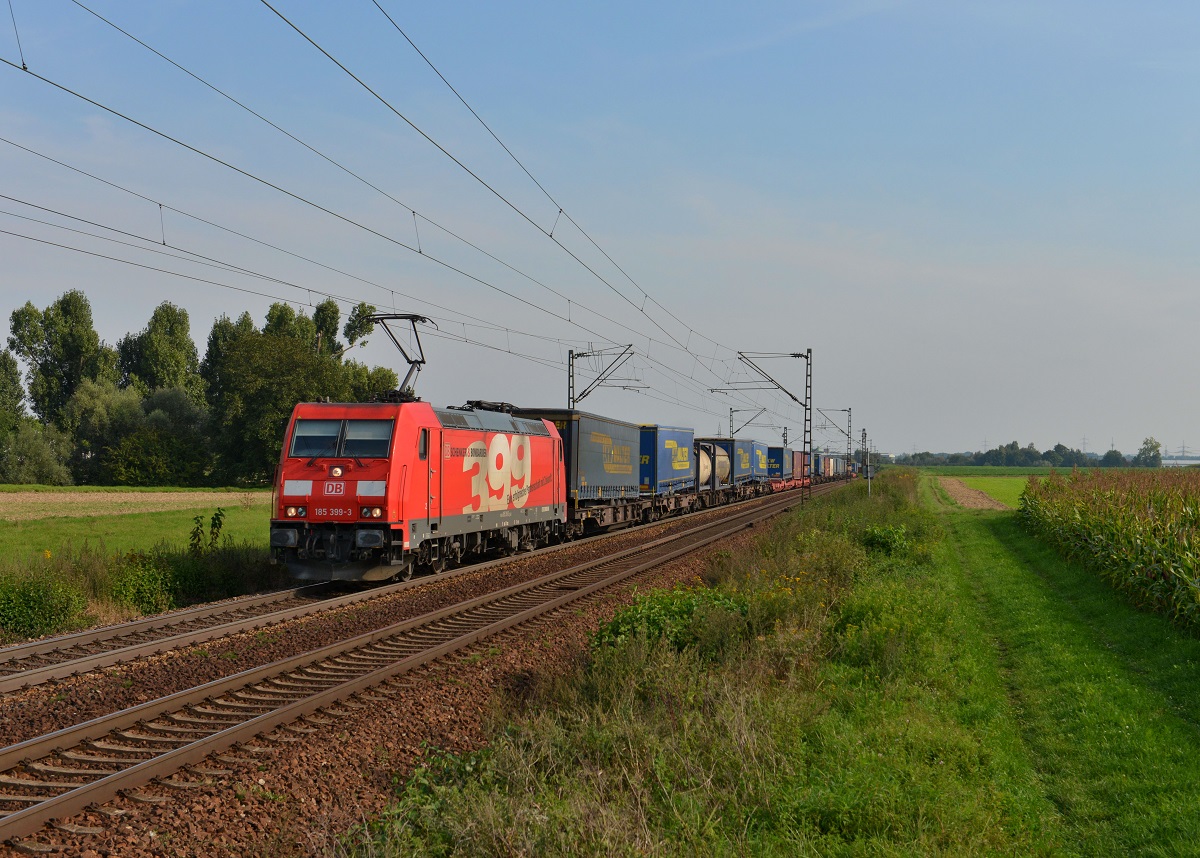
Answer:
[4, 11, 762, 397]
[0, 128, 779, 423]
[367, 0, 729, 359]
[0, 196, 740, 419]
[0, 53, 715, 376]
[260, 0, 722, 364]
[6, 0, 25, 70]
[65, 0, 610, 321]
[0, 137, 593, 350]
[0, 200, 602, 354]
[0, 29, 803, 426]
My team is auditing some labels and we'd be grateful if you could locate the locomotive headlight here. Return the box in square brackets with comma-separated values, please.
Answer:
[371, 507, 383, 518]
[361, 506, 383, 519]
[330, 465, 344, 478]
[361, 507, 370, 518]
[286, 506, 298, 517]
[297, 506, 307, 517]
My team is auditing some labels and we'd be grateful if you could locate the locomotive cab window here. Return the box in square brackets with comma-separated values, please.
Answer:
[418, 428, 429, 460]
[290, 418, 394, 458]
[290, 419, 341, 458]
[344, 420, 394, 458]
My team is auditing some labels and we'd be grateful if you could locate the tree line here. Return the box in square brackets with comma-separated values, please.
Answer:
[896, 438, 1164, 468]
[0, 291, 398, 486]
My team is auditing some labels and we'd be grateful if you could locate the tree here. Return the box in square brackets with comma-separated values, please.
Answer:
[0, 419, 73, 485]
[262, 303, 317, 343]
[60, 379, 146, 483]
[344, 360, 399, 402]
[342, 303, 376, 349]
[116, 302, 203, 402]
[8, 290, 117, 427]
[312, 299, 343, 357]
[200, 312, 257, 415]
[0, 349, 24, 438]
[206, 331, 351, 483]
[1100, 449, 1127, 467]
[1133, 437, 1162, 468]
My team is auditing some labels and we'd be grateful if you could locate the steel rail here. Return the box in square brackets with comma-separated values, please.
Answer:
[0, 487, 832, 843]
[0, 584, 322, 663]
[0, 485, 815, 694]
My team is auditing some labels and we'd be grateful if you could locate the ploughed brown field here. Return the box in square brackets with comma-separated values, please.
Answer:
[0, 491, 270, 522]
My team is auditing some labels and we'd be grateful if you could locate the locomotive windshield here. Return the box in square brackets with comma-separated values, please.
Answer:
[343, 420, 393, 457]
[289, 418, 394, 458]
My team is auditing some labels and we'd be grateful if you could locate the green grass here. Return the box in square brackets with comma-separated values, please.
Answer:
[956, 475, 1028, 508]
[931, 487, 1200, 854]
[0, 504, 271, 558]
[0, 503, 280, 641]
[336, 471, 1200, 857]
[341, 472, 1066, 856]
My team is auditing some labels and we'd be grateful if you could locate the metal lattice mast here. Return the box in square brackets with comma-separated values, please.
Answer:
[847, 407, 852, 470]
[803, 348, 812, 504]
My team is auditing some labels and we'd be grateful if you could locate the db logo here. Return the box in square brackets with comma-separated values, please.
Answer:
[324, 481, 345, 495]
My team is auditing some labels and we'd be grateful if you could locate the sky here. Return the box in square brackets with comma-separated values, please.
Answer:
[1, 0, 1197, 457]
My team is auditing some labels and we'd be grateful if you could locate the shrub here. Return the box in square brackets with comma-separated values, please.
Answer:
[109, 552, 175, 614]
[0, 572, 86, 640]
[592, 586, 748, 661]
[861, 524, 911, 555]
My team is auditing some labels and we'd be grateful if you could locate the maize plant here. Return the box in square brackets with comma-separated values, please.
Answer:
[1020, 469, 1200, 626]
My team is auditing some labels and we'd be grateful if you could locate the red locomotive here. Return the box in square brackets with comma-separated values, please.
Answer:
[270, 399, 566, 581]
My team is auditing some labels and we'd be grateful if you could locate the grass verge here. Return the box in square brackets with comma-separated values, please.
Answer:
[934, 493, 1200, 854]
[340, 472, 1064, 856]
[919, 466, 1064, 477]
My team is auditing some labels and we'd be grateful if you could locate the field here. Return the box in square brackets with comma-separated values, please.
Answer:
[1022, 469, 1200, 626]
[955, 475, 1027, 508]
[0, 488, 272, 558]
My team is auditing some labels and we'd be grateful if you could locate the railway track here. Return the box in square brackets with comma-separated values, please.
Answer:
[0, 487, 814, 696]
[0, 482, 842, 847]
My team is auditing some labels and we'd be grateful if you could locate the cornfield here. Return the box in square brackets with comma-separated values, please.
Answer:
[1020, 469, 1200, 626]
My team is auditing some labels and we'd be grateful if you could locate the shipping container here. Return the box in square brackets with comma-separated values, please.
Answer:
[511, 408, 641, 501]
[696, 437, 768, 484]
[767, 446, 793, 480]
[791, 450, 808, 479]
[822, 456, 835, 477]
[752, 440, 770, 480]
[640, 425, 696, 494]
[695, 440, 731, 488]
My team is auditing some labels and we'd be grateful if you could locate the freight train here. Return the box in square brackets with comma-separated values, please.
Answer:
[269, 398, 832, 583]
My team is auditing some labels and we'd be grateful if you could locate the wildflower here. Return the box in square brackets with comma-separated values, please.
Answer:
[42, 549, 51, 560]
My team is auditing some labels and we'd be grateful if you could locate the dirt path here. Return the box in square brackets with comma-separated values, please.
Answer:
[0, 491, 269, 522]
[938, 477, 1009, 511]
